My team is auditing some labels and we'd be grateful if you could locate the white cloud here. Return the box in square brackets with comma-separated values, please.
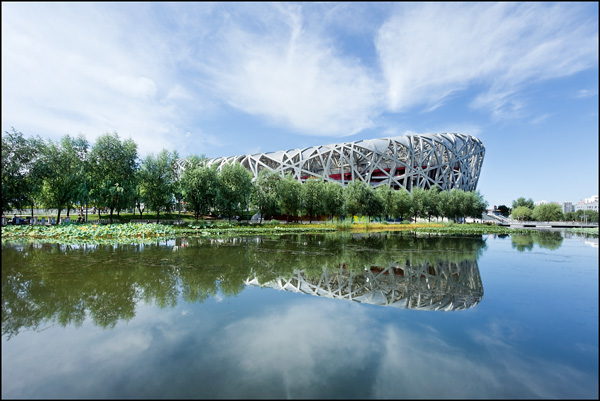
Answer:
[1, 2, 212, 156]
[376, 3, 598, 118]
[212, 300, 375, 397]
[2, 2, 598, 151]
[199, 4, 382, 137]
[576, 88, 599, 98]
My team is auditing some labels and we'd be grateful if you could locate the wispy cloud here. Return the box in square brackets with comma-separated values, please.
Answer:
[375, 3, 598, 118]
[1, 3, 210, 156]
[198, 3, 382, 137]
[1, 2, 597, 151]
[576, 88, 599, 98]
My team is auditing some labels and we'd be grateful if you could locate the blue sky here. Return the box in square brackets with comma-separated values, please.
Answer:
[2, 2, 598, 207]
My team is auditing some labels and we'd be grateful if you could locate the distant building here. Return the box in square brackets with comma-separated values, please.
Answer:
[562, 202, 574, 214]
[575, 201, 598, 212]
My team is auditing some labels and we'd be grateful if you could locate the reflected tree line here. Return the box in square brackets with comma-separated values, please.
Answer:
[2, 232, 566, 338]
[506, 230, 564, 252]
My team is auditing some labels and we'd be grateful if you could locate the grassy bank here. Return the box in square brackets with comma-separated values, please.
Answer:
[1, 220, 543, 243]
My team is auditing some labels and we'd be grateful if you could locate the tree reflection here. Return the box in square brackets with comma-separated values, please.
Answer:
[510, 231, 564, 252]
[2, 233, 487, 338]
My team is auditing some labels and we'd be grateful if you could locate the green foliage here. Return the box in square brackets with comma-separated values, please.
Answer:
[512, 197, 535, 210]
[181, 156, 219, 220]
[277, 173, 302, 220]
[410, 187, 427, 220]
[1, 128, 46, 215]
[344, 180, 371, 216]
[87, 132, 138, 223]
[138, 149, 179, 222]
[39, 135, 89, 223]
[423, 186, 441, 222]
[364, 186, 384, 221]
[565, 209, 598, 223]
[251, 169, 281, 223]
[375, 185, 396, 220]
[531, 203, 563, 221]
[497, 205, 510, 217]
[511, 206, 533, 221]
[395, 187, 413, 220]
[468, 190, 488, 221]
[413, 223, 529, 235]
[510, 231, 564, 252]
[322, 182, 345, 221]
[217, 162, 253, 221]
[302, 177, 325, 222]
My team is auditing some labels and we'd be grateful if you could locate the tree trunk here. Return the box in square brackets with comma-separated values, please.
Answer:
[156, 211, 160, 224]
[57, 208, 62, 225]
[109, 207, 114, 224]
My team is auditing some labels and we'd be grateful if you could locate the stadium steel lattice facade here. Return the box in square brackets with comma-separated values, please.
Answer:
[187, 133, 485, 192]
[245, 259, 484, 311]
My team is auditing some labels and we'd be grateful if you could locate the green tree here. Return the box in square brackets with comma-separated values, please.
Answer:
[38, 135, 89, 224]
[531, 203, 563, 222]
[138, 149, 178, 223]
[277, 173, 302, 221]
[563, 210, 578, 222]
[364, 186, 384, 222]
[251, 169, 281, 223]
[1, 128, 46, 215]
[423, 187, 442, 222]
[497, 205, 510, 217]
[442, 188, 466, 222]
[467, 191, 488, 222]
[87, 133, 138, 224]
[218, 162, 252, 221]
[345, 180, 371, 218]
[376, 185, 396, 220]
[512, 197, 535, 210]
[395, 187, 413, 221]
[181, 156, 219, 220]
[511, 206, 533, 221]
[302, 177, 325, 223]
[410, 187, 427, 221]
[322, 182, 345, 221]
[579, 210, 599, 223]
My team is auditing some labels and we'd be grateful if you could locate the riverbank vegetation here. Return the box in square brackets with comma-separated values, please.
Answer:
[505, 197, 599, 223]
[1, 220, 543, 244]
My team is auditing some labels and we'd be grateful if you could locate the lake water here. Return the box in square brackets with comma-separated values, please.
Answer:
[2, 231, 598, 399]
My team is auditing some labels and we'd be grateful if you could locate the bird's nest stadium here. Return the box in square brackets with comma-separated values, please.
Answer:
[186, 133, 484, 192]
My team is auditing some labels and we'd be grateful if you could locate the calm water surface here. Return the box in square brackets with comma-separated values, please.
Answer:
[2, 231, 598, 399]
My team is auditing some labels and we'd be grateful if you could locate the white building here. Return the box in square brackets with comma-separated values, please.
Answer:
[575, 201, 598, 212]
[197, 133, 486, 192]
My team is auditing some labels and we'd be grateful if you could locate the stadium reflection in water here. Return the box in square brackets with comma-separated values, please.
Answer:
[246, 259, 483, 311]
[2, 233, 487, 338]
